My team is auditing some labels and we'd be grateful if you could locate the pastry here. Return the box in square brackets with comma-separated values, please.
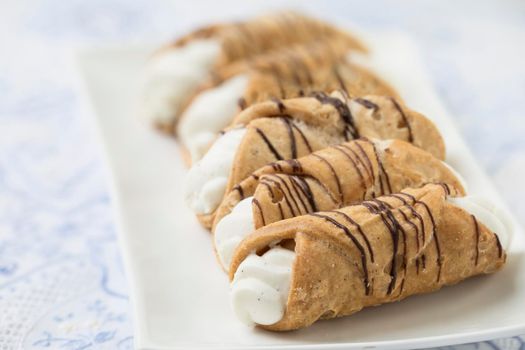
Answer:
[184, 91, 444, 229]
[229, 184, 508, 330]
[141, 12, 366, 132]
[213, 138, 466, 271]
[177, 41, 398, 163]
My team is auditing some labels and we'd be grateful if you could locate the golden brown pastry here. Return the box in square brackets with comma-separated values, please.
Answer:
[229, 184, 506, 331]
[184, 91, 444, 229]
[177, 39, 398, 163]
[142, 12, 366, 132]
[212, 139, 466, 271]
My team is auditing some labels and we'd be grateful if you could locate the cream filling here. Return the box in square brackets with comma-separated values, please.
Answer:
[141, 39, 221, 126]
[448, 196, 511, 249]
[178, 74, 249, 162]
[184, 128, 246, 215]
[214, 197, 255, 271]
[221, 198, 295, 326]
[227, 194, 512, 327]
[231, 246, 295, 326]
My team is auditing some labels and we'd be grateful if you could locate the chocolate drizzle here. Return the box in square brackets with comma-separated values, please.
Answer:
[283, 176, 309, 213]
[382, 193, 439, 280]
[233, 184, 244, 199]
[285, 159, 303, 173]
[280, 117, 297, 158]
[262, 176, 297, 216]
[290, 176, 317, 212]
[369, 140, 393, 194]
[311, 154, 343, 204]
[352, 142, 375, 183]
[252, 198, 266, 227]
[472, 215, 480, 266]
[309, 213, 371, 295]
[396, 206, 420, 274]
[255, 127, 283, 160]
[237, 97, 247, 110]
[271, 97, 286, 113]
[361, 199, 405, 294]
[333, 146, 366, 200]
[494, 233, 503, 258]
[403, 193, 442, 282]
[436, 182, 451, 195]
[310, 91, 358, 139]
[341, 144, 374, 196]
[377, 199, 410, 288]
[389, 193, 426, 252]
[260, 182, 284, 220]
[291, 123, 312, 153]
[332, 211, 374, 262]
[275, 175, 304, 214]
[390, 98, 413, 143]
[355, 98, 379, 110]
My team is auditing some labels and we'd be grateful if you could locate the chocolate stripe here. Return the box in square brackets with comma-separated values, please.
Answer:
[334, 145, 367, 200]
[472, 215, 480, 266]
[311, 154, 343, 204]
[255, 127, 283, 160]
[309, 213, 370, 295]
[260, 182, 284, 220]
[390, 98, 413, 143]
[280, 117, 297, 159]
[290, 176, 317, 213]
[262, 176, 297, 216]
[290, 122, 312, 153]
[332, 211, 374, 263]
[252, 198, 266, 227]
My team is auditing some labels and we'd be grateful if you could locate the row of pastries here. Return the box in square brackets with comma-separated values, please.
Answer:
[141, 12, 509, 331]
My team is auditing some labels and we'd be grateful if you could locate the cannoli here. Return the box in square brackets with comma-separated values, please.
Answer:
[229, 184, 508, 330]
[141, 12, 366, 132]
[184, 91, 444, 228]
[213, 139, 466, 271]
[177, 41, 398, 162]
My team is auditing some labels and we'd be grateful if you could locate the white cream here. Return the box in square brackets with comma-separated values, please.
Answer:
[231, 246, 295, 326]
[179, 74, 249, 162]
[448, 196, 512, 249]
[184, 128, 246, 215]
[214, 197, 255, 271]
[141, 39, 221, 126]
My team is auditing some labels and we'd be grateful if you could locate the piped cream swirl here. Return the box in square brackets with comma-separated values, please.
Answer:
[141, 39, 221, 126]
[184, 128, 246, 215]
[179, 74, 249, 162]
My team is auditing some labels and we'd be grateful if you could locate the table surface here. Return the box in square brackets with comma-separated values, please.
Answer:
[1, 0, 524, 349]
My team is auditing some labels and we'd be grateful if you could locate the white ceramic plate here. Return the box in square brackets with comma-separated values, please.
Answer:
[75, 32, 525, 350]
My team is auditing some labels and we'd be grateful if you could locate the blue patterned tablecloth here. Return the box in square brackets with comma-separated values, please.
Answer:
[1, 0, 524, 349]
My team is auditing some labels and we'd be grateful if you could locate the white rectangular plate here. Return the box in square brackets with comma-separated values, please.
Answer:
[76, 33, 525, 350]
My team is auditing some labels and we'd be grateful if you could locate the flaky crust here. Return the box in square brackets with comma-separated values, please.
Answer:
[175, 40, 398, 144]
[155, 12, 369, 133]
[230, 184, 506, 331]
[167, 12, 367, 68]
[175, 38, 364, 137]
[197, 92, 444, 228]
[213, 139, 464, 233]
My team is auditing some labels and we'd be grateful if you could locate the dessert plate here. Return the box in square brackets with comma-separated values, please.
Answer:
[75, 32, 525, 349]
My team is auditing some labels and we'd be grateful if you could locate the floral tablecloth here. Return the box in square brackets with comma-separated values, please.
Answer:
[1, 0, 524, 349]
